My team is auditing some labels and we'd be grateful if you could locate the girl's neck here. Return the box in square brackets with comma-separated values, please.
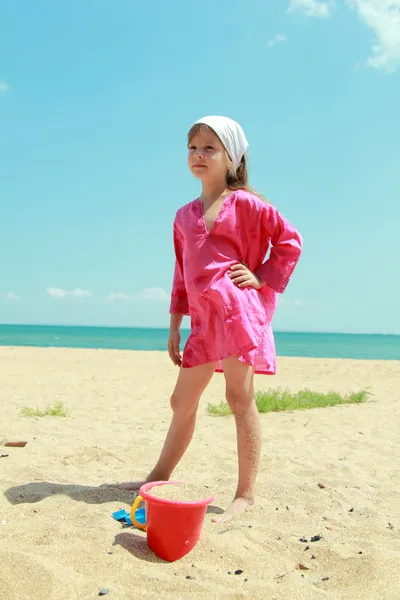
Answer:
[200, 180, 229, 206]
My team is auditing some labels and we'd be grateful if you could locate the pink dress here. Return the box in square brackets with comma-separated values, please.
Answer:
[169, 190, 302, 374]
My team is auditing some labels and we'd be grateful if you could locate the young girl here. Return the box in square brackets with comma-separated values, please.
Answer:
[121, 116, 302, 523]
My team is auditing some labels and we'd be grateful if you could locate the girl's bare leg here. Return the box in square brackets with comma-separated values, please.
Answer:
[120, 362, 216, 490]
[212, 356, 262, 523]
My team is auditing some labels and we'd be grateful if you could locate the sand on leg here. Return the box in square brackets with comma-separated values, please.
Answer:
[212, 356, 262, 523]
[119, 361, 216, 490]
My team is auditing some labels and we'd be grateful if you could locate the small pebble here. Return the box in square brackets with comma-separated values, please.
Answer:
[244, 579, 248, 582]
[186, 576, 195, 580]
[304, 546, 310, 551]
[311, 555, 316, 560]
[99, 589, 109, 596]
[349, 507, 354, 513]
[299, 538, 308, 543]
[235, 570, 244, 575]
[107, 552, 113, 555]
[358, 551, 363, 555]
[311, 535, 322, 542]
[322, 577, 329, 581]
[318, 482, 326, 489]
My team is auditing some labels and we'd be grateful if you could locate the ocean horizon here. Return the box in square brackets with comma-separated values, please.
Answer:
[0, 324, 399, 361]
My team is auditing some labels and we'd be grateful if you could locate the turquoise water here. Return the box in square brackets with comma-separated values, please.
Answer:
[0, 325, 399, 360]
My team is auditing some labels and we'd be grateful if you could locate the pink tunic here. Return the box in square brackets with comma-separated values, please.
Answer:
[169, 190, 302, 374]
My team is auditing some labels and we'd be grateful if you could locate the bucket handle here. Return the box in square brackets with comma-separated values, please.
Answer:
[130, 495, 146, 531]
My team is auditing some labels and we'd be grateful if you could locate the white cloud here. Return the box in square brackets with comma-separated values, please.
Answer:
[46, 287, 91, 299]
[347, 0, 400, 72]
[136, 288, 169, 303]
[106, 292, 131, 301]
[71, 288, 91, 298]
[47, 287, 67, 299]
[289, 0, 400, 72]
[5, 292, 20, 301]
[288, 0, 335, 18]
[106, 289, 170, 303]
[268, 33, 288, 47]
[0, 81, 9, 93]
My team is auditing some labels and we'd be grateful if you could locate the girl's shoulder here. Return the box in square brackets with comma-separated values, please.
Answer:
[233, 189, 271, 213]
[174, 199, 197, 221]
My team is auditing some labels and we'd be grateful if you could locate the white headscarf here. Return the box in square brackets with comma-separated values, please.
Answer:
[193, 115, 249, 170]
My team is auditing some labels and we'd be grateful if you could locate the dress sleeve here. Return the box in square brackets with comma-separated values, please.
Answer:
[169, 220, 190, 316]
[255, 204, 303, 294]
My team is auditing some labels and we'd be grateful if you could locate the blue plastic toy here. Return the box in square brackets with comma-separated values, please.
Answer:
[134, 507, 146, 525]
[112, 507, 146, 527]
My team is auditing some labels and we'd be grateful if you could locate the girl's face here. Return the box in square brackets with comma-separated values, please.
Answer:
[188, 129, 230, 183]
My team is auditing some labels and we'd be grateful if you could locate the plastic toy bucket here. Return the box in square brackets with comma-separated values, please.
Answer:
[130, 481, 214, 562]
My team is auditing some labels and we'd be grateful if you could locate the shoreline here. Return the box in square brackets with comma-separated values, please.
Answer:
[1, 326, 399, 362]
[1, 344, 400, 365]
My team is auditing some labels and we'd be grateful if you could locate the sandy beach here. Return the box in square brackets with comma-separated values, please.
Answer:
[0, 346, 399, 600]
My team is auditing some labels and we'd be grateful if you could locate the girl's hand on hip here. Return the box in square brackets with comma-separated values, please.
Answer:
[168, 330, 182, 367]
[228, 263, 264, 290]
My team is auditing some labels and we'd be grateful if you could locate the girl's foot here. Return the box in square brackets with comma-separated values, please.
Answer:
[211, 496, 254, 524]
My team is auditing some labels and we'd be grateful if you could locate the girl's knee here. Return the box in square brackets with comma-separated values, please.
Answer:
[170, 391, 199, 415]
[225, 387, 253, 416]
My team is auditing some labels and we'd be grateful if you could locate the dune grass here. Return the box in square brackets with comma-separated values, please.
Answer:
[20, 401, 69, 418]
[207, 388, 368, 416]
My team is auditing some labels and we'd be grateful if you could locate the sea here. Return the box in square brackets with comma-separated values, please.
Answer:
[0, 324, 399, 360]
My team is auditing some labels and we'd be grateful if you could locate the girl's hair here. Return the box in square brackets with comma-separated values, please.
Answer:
[188, 123, 267, 201]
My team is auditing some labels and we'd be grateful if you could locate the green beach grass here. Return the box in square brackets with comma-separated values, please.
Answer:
[207, 388, 368, 416]
[20, 401, 69, 418]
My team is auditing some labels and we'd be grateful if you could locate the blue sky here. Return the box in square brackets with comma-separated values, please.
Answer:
[1, 0, 399, 334]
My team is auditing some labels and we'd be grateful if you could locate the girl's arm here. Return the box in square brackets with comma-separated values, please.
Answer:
[169, 221, 190, 317]
[170, 313, 184, 331]
[256, 204, 302, 294]
[168, 313, 183, 366]
[169, 221, 188, 366]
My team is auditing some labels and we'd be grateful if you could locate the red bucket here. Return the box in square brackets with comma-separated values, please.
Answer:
[130, 481, 214, 562]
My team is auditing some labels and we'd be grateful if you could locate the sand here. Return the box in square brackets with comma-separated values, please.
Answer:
[148, 483, 213, 503]
[0, 346, 399, 600]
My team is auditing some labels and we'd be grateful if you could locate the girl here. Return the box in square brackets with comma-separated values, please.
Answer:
[121, 116, 302, 523]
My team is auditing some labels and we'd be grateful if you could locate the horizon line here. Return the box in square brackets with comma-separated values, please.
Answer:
[0, 323, 399, 337]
